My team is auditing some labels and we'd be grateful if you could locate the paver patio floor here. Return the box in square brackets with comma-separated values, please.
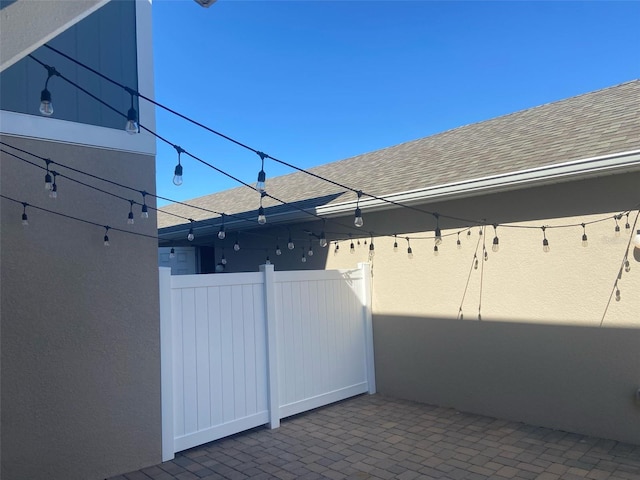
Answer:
[110, 394, 640, 480]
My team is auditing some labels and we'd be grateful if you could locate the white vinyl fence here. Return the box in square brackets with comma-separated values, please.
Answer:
[159, 263, 375, 461]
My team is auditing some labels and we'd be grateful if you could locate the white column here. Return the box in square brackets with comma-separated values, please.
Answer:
[358, 262, 376, 394]
[159, 267, 175, 461]
[260, 264, 280, 428]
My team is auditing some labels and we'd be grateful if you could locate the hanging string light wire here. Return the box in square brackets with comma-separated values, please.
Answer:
[600, 210, 640, 327]
[456, 231, 484, 321]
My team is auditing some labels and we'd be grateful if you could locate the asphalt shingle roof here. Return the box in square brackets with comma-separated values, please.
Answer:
[159, 80, 640, 230]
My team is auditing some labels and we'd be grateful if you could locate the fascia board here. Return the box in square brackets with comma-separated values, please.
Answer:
[315, 150, 640, 216]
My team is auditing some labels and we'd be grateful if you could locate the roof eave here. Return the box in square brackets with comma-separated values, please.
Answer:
[316, 149, 640, 217]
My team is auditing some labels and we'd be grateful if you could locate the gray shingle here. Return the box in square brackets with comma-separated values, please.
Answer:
[159, 80, 640, 229]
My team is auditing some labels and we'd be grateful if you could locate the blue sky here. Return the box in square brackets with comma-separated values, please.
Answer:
[152, 0, 640, 206]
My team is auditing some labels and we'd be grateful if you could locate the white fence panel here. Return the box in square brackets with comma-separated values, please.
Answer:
[160, 264, 374, 460]
[168, 273, 269, 454]
[274, 268, 370, 418]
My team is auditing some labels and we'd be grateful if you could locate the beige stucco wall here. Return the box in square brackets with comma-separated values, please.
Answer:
[209, 171, 640, 444]
[1, 135, 161, 479]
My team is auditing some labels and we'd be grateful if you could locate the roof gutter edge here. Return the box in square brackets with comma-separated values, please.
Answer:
[316, 149, 640, 216]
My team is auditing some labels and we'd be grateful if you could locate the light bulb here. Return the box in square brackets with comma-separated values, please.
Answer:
[369, 242, 375, 258]
[474, 258, 478, 270]
[187, 227, 194, 241]
[39, 88, 53, 116]
[433, 245, 439, 256]
[103, 235, 110, 247]
[407, 247, 413, 259]
[457, 238, 461, 249]
[393, 240, 398, 252]
[141, 204, 149, 219]
[265, 256, 271, 265]
[125, 107, 139, 134]
[288, 239, 295, 250]
[435, 228, 442, 245]
[615, 224, 621, 237]
[301, 254, 307, 263]
[256, 170, 266, 193]
[257, 206, 267, 225]
[350, 242, 355, 254]
[543, 238, 550, 253]
[582, 233, 588, 247]
[22, 212, 29, 226]
[492, 237, 499, 252]
[624, 260, 631, 273]
[615, 288, 621, 302]
[218, 226, 225, 240]
[169, 248, 175, 259]
[320, 235, 328, 248]
[234, 241, 240, 251]
[467, 230, 472, 237]
[276, 246, 282, 256]
[49, 183, 57, 199]
[173, 163, 183, 186]
[221, 255, 227, 265]
[308, 247, 314, 257]
[632, 229, 640, 248]
[354, 207, 364, 227]
[127, 211, 135, 225]
[44, 172, 52, 190]
[484, 249, 488, 261]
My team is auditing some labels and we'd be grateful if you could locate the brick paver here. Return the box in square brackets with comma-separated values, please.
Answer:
[110, 395, 640, 480]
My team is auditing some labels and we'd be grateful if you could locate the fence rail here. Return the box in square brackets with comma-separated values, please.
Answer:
[160, 263, 374, 461]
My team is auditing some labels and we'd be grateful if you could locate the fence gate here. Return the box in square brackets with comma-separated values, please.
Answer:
[159, 263, 375, 461]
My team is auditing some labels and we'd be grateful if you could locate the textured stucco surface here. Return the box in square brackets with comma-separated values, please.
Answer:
[199, 172, 640, 444]
[0, 135, 161, 479]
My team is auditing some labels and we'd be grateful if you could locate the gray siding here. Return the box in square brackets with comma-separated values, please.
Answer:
[0, 0, 138, 130]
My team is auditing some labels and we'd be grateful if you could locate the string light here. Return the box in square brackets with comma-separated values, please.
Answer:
[173, 145, 184, 186]
[140, 191, 149, 219]
[125, 88, 139, 134]
[350, 234, 355, 254]
[625, 213, 631, 231]
[483, 245, 488, 261]
[615, 284, 621, 302]
[21, 202, 29, 226]
[234, 233, 240, 251]
[218, 214, 226, 239]
[49, 172, 58, 199]
[624, 259, 631, 273]
[275, 240, 282, 256]
[354, 191, 364, 227]
[581, 223, 588, 247]
[256, 151, 267, 193]
[38, 65, 58, 116]
[221, 249, 227, 265]
[492, 225, 499, 252]
[479, 226, 483, 236]
[301, 251, 307, 263]
[127, 200, 135, 225]
[458, 308, 464, 320]
[542, 226, 550, 253]
[319, 228, 328, 248]
[368, 233, 374, 259]
[614, 215, 621, 237]
[434, 245, 439, 256]
[265, 255, 271, 265]
[103, 226, 110, 246]
[169, 247, 175, 259]
[393, 234, 398, 252]
[434, 214, 442, 245]
[287, 231, 295, 250]
[457, 232, 461, 249]
[307, 241, 314, 257]
[467, 230, 472, 238]
[474, 254, 479, 270]
[406, 237, 413, 259]
[44, 160, 53, 190]
[257, 192, 267, 225]
[335, 241, 340, 254]
[187, 220, 195, 241]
